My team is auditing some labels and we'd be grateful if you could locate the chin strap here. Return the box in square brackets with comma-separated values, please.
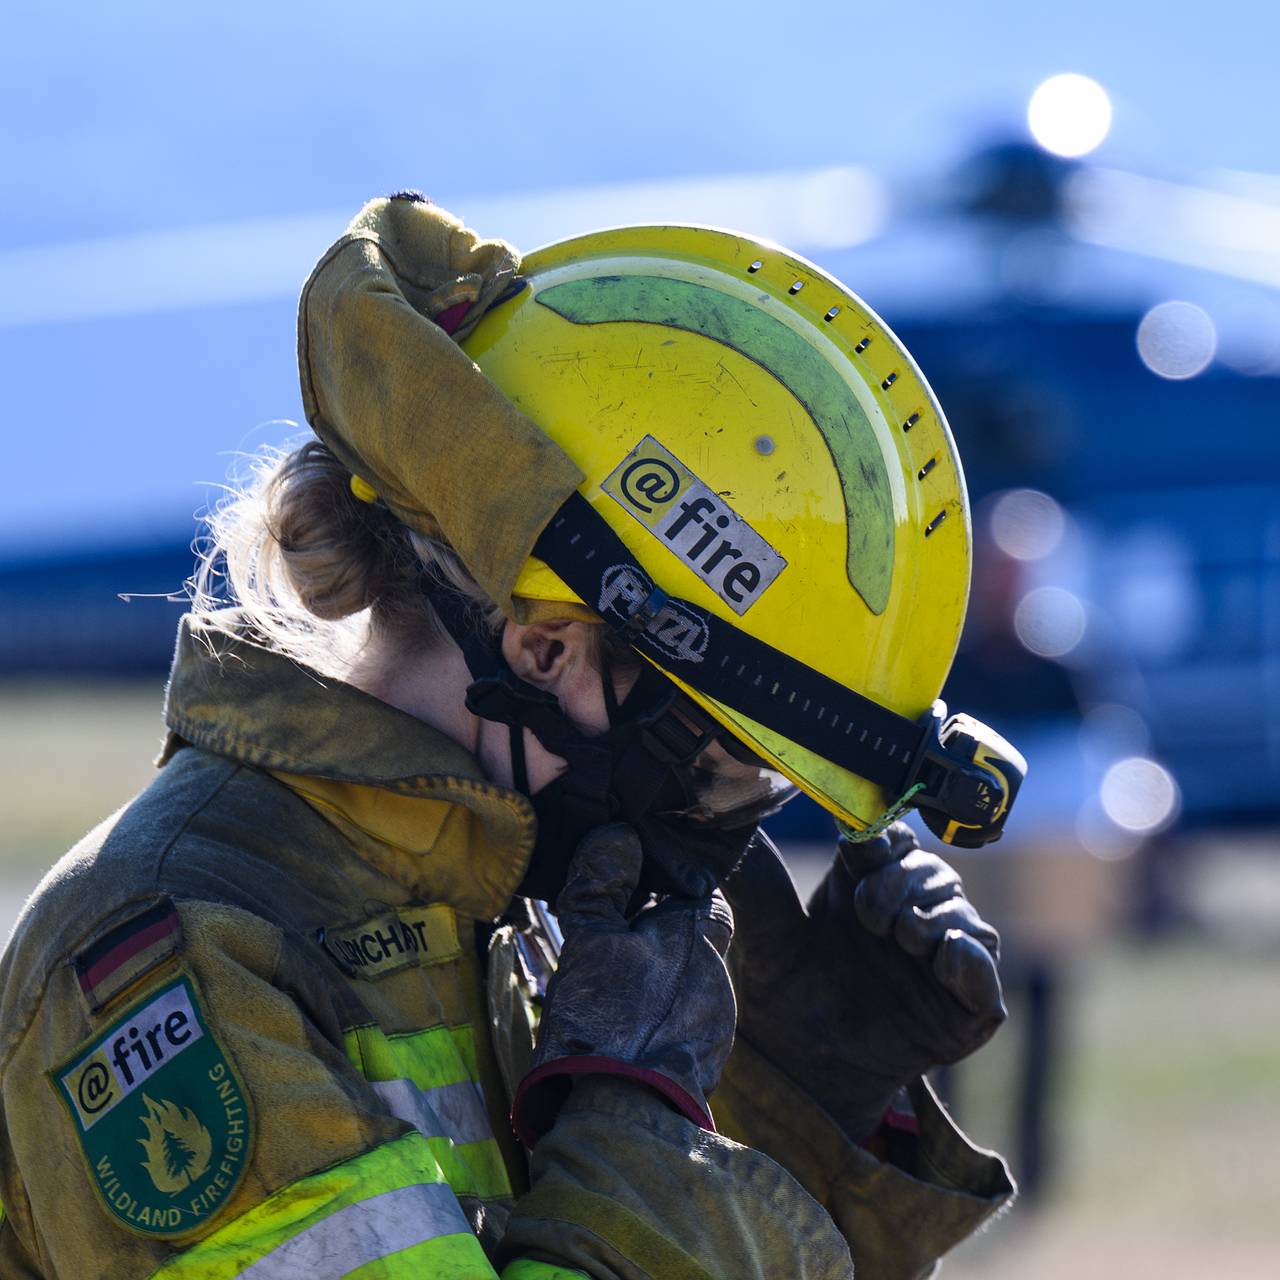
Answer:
[422, 574, 766, 900]
[423, 575, 615, 827]
[419, 576, 721, 827]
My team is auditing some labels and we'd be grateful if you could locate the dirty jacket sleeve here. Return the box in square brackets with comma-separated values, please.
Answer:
[1, 894, 503, 1279]
[297, 195, 586, 619]
[714, 1034, 1014, 1280]
[0, 889, 849, 1278]
[501, 1078, 854, 1280]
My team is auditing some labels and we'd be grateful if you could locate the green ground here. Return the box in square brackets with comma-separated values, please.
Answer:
[0, 680, 167, 870]
[2, 681, 1277, 1277]
[944, 939, 1280, 1278]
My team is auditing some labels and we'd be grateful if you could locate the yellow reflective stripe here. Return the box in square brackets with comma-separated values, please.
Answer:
[344, 1023, 478, 1091]
[236, 1187, 474, 1279]
[151, 1132, 487, 1280]
[452, 1024, 481, 1078]
[426, 1133, 511, 1202]
[344, 1023, 511, 1201]
[500, 1262, 591, 1279]
[343, 1231, 561, 1280]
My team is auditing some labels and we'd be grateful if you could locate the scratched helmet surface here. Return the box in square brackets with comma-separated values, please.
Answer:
[462, 224, 972, 832]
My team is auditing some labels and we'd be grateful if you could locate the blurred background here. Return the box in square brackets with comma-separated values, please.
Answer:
[2, 2, 1278, 1274]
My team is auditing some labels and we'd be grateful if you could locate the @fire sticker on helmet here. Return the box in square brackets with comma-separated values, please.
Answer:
[602, 435, 787, 615]
[49, 970, 252, 1239]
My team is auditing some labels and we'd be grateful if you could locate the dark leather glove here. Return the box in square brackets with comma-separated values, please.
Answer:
[724, 822, 1005, 1142]
[511, 823, 737, 1147]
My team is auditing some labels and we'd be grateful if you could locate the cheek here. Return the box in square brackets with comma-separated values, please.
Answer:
[558, 668, 612, 737]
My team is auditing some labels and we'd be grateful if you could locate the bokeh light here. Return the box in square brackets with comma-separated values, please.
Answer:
[1013, 586, 1087, 658]
[1136, 301, 1217, 379]
[1027, 73, 1113, 158]
[1100, 757, 1181, 833]
[990, 488, 1066, 561]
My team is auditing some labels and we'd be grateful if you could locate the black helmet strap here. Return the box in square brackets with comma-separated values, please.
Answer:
[421, 574, 721, 826]
[530, 492, 1021, 847]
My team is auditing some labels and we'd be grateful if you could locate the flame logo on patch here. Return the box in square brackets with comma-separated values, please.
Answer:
[138, 1094, 212, 1194]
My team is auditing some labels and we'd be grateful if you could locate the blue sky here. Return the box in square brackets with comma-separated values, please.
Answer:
[5, 0, 1276, 245]
[2, 0, 1277, 553]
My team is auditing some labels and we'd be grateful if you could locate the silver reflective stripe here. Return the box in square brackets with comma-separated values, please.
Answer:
[236, 1182, 470, 1279]
[373, 1078, 494, 1146]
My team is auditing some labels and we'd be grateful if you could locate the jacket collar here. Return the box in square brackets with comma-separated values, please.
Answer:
[162, 613, 536, 918]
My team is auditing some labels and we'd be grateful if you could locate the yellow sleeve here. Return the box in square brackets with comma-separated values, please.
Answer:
[4, 900, 498, 1278]
[716, 1035, 1014, 1280]
[500, 1079, 854, 1280]
[297, 196, 585, 616]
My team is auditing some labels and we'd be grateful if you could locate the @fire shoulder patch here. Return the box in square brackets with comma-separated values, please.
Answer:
[601, 434, 787, 615]
[49, 969, 252, 1239]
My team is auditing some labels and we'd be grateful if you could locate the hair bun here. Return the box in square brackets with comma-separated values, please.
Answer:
[267, 441, 413, 620]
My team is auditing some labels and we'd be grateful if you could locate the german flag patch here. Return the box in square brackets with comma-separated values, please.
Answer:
[74, 899, 182, 1014]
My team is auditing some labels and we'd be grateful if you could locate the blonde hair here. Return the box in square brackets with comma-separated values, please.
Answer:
[191, 437, 504, 675]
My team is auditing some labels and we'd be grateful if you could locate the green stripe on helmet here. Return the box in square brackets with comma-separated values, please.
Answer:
[537, 274, 895, 615]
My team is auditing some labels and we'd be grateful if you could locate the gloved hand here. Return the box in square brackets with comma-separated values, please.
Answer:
[724, 822, 1005, 1142]
[510, 823, 737, 1147]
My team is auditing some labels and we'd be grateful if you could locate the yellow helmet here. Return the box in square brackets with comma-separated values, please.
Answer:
[463, 224, 1022, 844]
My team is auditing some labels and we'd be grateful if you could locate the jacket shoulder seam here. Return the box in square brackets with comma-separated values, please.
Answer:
[0, 758, 247, 1079]
[150, 759, 246, 887]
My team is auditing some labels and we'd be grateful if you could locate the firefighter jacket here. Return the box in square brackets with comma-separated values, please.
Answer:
[0, 615, 1009, 1278]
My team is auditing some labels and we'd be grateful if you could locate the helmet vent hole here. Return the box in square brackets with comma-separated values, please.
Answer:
[881, 372, 899, 390]
[748, 259, 764, 273]
[855, 337, 872, 353]
[924, 510, 948, 537]
[754, 435, 776, 455]
[788, 280, 804, 294]
[824, 306, 841, 322]
[902, 412, 920, 432]
[918, 457, 937, 480]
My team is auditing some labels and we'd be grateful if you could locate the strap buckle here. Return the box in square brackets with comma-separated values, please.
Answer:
[637, 701, 718, 769]
[902, 701, 1027, 847]
[617, 585, 670, 645]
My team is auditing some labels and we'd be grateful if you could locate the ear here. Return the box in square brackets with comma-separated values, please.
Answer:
[501, 620, 592, 689]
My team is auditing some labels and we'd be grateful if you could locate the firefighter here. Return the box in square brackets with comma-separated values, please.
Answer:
[0, 194, 1017, 1277]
